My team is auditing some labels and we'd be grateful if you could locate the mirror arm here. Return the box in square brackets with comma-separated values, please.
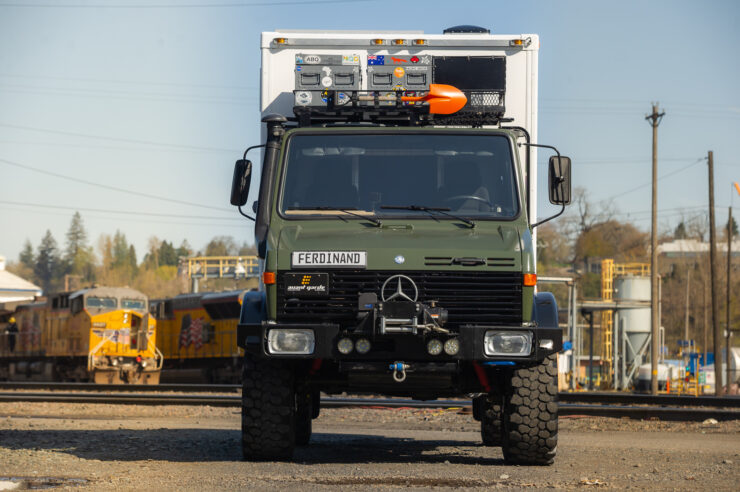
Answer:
[518, 142, 564, 229]
[531, 202, 565, 229]
[236, 144, 266, 221]
[238, 205, 255, 222]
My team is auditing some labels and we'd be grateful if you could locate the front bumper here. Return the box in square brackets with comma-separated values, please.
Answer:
[238, 322, 561, 362]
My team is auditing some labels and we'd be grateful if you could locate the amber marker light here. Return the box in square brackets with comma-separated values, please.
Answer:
[273, 38, 288, 45]
[263, 272, 276, 285]
[523, 274, 537, 287]
[412, 39, 427, 46]
[371, 39, 385, 45]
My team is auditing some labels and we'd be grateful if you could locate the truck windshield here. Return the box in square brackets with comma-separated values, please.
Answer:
[280, 133, 519, 219]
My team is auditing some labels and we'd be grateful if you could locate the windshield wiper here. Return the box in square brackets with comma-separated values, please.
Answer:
[380, 205, 475, 229]
[287, 206, 382, 227]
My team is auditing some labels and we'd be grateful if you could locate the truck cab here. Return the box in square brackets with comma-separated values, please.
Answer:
[232, 27, 571, 465]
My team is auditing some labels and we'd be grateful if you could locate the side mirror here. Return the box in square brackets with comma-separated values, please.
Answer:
[230, 159, 252, 206]
[548, 156, 571, 205]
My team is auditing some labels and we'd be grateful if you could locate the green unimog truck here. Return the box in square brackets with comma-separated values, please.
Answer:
[230, 26, 571, 465]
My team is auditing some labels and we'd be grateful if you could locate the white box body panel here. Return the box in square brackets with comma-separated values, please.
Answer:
[259, 30, 539, 226]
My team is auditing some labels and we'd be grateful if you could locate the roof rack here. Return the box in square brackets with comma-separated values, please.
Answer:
[293, 90, 506, 127]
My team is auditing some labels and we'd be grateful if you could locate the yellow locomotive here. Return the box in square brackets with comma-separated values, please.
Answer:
[152, 290, 245, 383]
[0, 286, 162, 384]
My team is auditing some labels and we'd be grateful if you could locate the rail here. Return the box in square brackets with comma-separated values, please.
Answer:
[0, 392, 738, 421]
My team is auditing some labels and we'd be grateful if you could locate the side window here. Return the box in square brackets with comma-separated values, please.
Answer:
[70, 297, 83, 314]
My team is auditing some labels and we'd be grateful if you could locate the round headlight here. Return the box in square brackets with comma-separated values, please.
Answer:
[355, 338, 371, 354]
[337, 337, 354, 355]
[443, 338, 460, 356]
[427, 339, 443, 356]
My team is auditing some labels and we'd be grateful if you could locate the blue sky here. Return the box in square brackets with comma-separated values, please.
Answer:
[0, 0, 738, 261]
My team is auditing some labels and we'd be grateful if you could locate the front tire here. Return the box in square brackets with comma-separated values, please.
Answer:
[501, 355, 558, 465]
[295, 389, 312, 446]
[241, 353, 296, 460]
[480, 395, 504, 447]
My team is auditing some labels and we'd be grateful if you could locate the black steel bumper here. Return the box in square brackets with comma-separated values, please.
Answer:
[237, 322, 561, 363]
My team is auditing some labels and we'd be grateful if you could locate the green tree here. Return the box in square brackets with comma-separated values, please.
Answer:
[111, 231, 130, 269]
[674, 221, 687, 239]
[204, 236, 237, 256]
[159, 240, 178, 266]
[19, 240, 35, 269]
[64, 212, 95, 281]
[34, 230, 62, 293]
[176, 239, 192, 259]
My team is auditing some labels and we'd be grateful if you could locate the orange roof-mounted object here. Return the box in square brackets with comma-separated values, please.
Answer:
[401, 84, 468, 115]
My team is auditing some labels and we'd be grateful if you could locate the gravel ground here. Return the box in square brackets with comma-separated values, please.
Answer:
[0, 402, 738, 490]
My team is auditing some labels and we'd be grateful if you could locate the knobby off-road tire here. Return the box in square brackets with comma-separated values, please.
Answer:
[295, 390, 312, 446]
[241, 353, 296, 460]
[502, 354, 558, 465]
[480, 395, 504, 447]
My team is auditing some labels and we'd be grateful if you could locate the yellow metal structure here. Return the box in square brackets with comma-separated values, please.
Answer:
[600, 260, 650, 388]
[186, 256, 259, 280]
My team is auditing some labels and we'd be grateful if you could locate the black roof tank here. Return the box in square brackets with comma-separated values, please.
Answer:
[443, 25, 490, 34]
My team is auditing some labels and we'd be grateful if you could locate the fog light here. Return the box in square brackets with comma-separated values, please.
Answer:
[484, 331, 532, 356]
[443, 338, 460, 356]
[427, 339, 443, 356]
[267, 329, 315, 355]
[337, 337, 354, 355]
[355, 338, 371, 354]
[539, 339, 554, 350]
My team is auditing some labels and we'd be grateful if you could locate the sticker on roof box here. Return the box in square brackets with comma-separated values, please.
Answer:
[291, 251, 367, 268]
[367, 55, 385, 65]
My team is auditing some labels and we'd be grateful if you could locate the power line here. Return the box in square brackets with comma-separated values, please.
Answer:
[0, 157, 233, 212]
[0, 204, 245, 229]
[0, 84, 256, 106]
[604, 157, 705, 201]
[0, 0, 375, 8]
[0, 123, 240, 153]
[0, 72, 254, 91]
[0, 199, 240, 220]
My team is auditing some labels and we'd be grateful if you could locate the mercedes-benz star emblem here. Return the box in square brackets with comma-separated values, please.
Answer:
[394, 255, 405, 264]
[381, 274, 418, 302]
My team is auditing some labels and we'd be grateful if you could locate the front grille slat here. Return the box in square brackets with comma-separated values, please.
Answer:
[277, 270, 522, 327]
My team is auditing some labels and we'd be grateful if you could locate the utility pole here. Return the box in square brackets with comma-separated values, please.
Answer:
[685, 268, 691, 343]
[646, 103, 664, 395]
[707, 150, 722, 396]
[727, 204, 733, 394]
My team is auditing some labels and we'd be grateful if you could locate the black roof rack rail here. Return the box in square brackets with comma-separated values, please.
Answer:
[293, 90, 507, 128]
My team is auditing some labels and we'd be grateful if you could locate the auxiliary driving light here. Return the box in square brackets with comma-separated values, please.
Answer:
[355, 338, 371, 354]
[484, 331, 532, 356]
[337, 337, 354, 355]
[427, 339, 443, 356]
[267, 329, 315, 355]
[443, 338, 460, 356]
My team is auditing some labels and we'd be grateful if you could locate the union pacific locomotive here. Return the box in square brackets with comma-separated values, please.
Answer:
[0, 286, 161, 384]
[151, 290, 245, 383]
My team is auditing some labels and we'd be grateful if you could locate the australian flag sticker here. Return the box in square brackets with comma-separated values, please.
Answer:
[367, 55, 385, 65]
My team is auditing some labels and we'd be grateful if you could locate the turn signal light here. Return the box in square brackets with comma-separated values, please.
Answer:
[263, 271, 276, 285]
[523, 273, 537, 286]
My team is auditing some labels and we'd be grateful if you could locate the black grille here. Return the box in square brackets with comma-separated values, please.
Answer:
[277, 270, 522, 328]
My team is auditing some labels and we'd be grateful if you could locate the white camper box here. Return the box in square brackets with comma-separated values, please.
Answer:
[259, 29, 540, 226]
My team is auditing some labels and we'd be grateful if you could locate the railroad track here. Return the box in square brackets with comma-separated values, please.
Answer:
[1, 382, 739, 408]
[0, 391, 739, 421]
